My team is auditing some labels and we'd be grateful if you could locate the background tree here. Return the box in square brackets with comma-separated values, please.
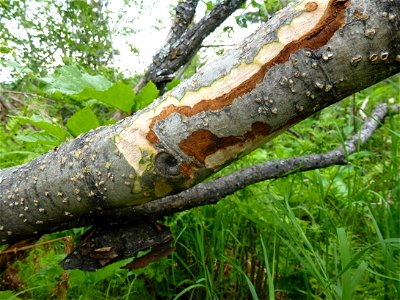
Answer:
[0, 0, 113, 74]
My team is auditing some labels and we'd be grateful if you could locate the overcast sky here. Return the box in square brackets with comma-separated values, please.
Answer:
[0, 0, 257, 81]
[108, 0, 256, 76]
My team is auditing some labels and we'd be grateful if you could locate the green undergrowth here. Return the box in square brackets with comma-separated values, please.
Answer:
[0, 73, 399, 299]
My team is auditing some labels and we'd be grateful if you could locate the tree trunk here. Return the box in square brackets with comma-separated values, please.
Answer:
[0, 0, 399, 244]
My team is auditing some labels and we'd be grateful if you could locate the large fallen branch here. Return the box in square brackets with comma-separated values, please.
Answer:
[0, 0, 399, 246]
[3, 102, 397, 271]
[58, 102, 398, 270]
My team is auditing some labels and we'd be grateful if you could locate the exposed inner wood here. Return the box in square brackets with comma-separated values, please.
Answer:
[147, 0, 350, 146]
[178, 122, 271, 164]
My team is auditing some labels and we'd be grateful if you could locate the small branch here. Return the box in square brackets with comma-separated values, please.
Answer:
[134, 0, 245, 94]
[133, 0, 199, 94]
[165, 0, 200, 45]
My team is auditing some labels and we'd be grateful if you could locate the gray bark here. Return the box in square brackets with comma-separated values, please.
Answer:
[59, 102, 399, 271]
[0, 0, 399, 244]
[164, 0, 200, 46]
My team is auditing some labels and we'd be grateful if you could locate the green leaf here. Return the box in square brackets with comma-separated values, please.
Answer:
[78, 81, 135, 112]
[232, 264, 259, 300]
[66, 107, 100, 137]
[135, 81, 159, 111]
[0, 290, 19, 300]
[15, 132, 62, 146]
[166, 79, 181, 91]
[41, 65, 135, 112]
[15, 115, 69, 140]
[205, 1, 214, 12]
[41, 65, 112, 95]
[0, 59, 33, 74]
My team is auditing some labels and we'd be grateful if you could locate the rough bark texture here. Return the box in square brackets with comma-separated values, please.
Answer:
[0, 0, 399, 244]
[62, 102, 399, 271]
[165, 0, 200, 45]
[60, 222, 172, 271]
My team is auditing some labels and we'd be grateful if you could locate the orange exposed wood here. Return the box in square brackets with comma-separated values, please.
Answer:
[178, 122, 271, 164]
[147, 0, 350, 148]
[179, 162, 198, 178]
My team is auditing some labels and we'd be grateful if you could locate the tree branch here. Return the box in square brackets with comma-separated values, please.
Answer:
[165, 0, 200, 46]
[86, 102, 400, 223]
[60, 102, 399, 270]
[134, 0, 245, 93]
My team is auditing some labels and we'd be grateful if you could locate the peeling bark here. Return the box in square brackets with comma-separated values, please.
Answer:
[68, 103, 399, 227]
[62, 102, 399, 271]
[0, 0, 399, 244]
[60, 222, 172, 271]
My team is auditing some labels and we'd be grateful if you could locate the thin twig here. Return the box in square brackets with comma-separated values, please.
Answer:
[0, 236, 72, 255]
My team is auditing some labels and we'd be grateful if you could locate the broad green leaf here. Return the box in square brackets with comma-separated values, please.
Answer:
[41, 66, 135, 112]
[166, 79, 181, 91]
[15, 115, 69, 140]
[66, 107, 100, 137]
[0, 59, 33, 74]
[15, 132, 62, 146]
[78, 81, 135, 112]
[135, 81, 159, 110]
[41, 65, 112, 95]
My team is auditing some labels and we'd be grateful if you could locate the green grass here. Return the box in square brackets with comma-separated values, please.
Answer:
[0, 77, 399, 299]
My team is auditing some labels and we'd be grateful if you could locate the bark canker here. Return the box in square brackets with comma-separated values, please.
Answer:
[146, 0, 350, 145]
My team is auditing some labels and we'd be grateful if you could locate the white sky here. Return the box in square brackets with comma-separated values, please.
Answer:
[108, 0, 257, 77]
[0, 0, 257, 81]
[107, 0, 177, 76]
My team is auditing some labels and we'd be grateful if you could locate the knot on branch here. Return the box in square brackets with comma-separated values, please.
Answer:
[154, 151, 181, 177]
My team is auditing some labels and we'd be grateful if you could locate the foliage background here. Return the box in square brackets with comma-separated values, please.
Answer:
[0, 0, 399, 299]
